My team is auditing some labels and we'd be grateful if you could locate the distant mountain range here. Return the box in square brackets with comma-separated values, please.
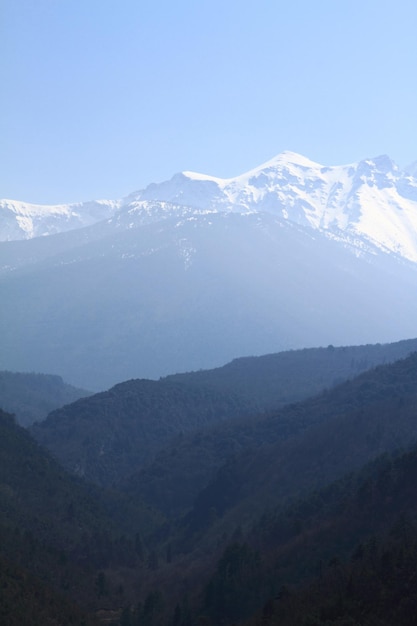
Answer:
[3, 151, 417, 261]
[0, 371, 90, 427]
[0, 197, 120, 241]
[30, 338, 417, 508]
[1, 152, 417, 389]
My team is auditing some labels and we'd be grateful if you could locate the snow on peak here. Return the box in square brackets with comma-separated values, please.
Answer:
[3, 151, 417, 263]
[255, 150, 322, 170]
[181, 170, 226, 184]
[135, 151, 417, 263]
[182, 152, 322, 184]
[0, 198, 121, 241]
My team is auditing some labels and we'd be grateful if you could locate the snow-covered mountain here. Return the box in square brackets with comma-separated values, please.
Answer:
[132, 151, 417, 263]
[1, 151, 417, 390]
[0, 198, 121, 241]
[3, 151, 417, 264]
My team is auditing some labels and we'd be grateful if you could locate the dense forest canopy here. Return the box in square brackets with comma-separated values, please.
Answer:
[2, 343, 417, 624]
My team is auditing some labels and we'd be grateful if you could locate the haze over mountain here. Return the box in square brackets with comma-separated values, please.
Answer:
[3, 151, 417, 260]
[0, 370, 91, 427]
[1, 152, 417, 389]
[30, 339, 417, 517]
[0, 198, 120, 241]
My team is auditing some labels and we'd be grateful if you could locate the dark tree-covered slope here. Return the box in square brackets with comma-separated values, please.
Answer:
[123, 350, 417, 518]
[31, 378, 252, 486]
[0, 370, 91, 426]
[261, 527, 417, 626]
[102, 352, 417, 623]
[165, 338, 417, 411]
[124, 377, 417, 626]
[0, 408, 160, 614]
[31, 339, 417, 493]
[185, 352, 417, 535]
[200, 444, 417, 626]
[0, 555, 98, 626]
[0, 408, 110, 548]
[242, 444, 417, 626]
[3, 350, 417, 625]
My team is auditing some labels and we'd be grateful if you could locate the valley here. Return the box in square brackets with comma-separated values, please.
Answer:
[2, 341, 417, 624]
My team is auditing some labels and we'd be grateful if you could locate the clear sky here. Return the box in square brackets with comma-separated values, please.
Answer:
[1, 0, 417, 204]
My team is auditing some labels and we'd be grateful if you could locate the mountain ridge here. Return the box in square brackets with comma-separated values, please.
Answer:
[0, 370, 91, 426]
[3, 151, 417, 264]
[2, 151, 417, 388]
[30, 338, 417, 498]
[0, 197, 120, 241]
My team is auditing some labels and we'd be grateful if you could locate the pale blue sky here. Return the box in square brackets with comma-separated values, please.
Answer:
[1, 0, 417, 204]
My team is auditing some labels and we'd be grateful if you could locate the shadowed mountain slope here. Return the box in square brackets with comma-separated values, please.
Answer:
[165, 338, 417, 411]
[31, 378, 252, 486]
[0, 554, 99, 626]
[119, 354, 417, 625]
[31, 339, 417, 493]
[0, 370, 91, 426]
[122, 346, 417, 517]
[2, 208, 417, 390]
[201, 442, 417, 626]
[184, 352, 417, 537]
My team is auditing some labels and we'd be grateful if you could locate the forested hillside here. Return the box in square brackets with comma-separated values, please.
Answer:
[0, 408, 163, 621]
[200, 443, 417, 626]
[243, 444, 417, 626]
[0, 370, 91, 426]
[31, 378, 252, 486]
[165, 337, 417, 410]
[123, 350, 417, 518]
[0, 555, 99, 626]
[184, 352, 417, 532]
[119, 352, 417, 624]
[31, 338, 417, 492]
[2, 346, 417, 625]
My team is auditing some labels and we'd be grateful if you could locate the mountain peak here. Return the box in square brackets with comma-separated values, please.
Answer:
[233, 152, 325, 187]
[265, 150, 322, 168]
[360, 154, 398, 173]
[180, 152, 322, 186]
[180, 170, 225, 184]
